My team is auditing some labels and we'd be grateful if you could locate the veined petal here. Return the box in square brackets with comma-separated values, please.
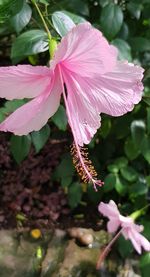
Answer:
[73, 61, 144, 118]
[52, 23, 117, 77]
[92, 61, 144, 116]
[0, 70, 61, 135]
[61, 68, 101, 146]
[0, 65, 52, 100]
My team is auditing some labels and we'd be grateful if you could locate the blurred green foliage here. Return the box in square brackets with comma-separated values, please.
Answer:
[0, 0, 150, 272]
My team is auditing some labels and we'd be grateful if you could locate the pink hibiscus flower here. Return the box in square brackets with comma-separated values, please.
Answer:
[98, 200, 150, 254]
[0, 23, 144, 189]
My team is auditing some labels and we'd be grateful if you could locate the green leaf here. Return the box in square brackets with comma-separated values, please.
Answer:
[0, 0, 24, 22]
[140, 253, 150, 277]
[39, 0, 49, 4]
[10, 135, 31, 163]
[100, 3, 123, 39]
[11, 29, 48, 63]
[103, 173, 116, 192]
[146, 176, 150, 187]
[120, 166, 138, 182]
[127, 2, 143, 19]
[129, 37, 150, 52]
[115, 175, 128, 196]
[131, 120, 146, 147]
[141, 135, 150, 163]
[9, 2, 32, 33]
[111, 39, 132, 61]
[53, 153, 74, 187]
[62, 10, 86, 24]
[87, 185, 103, 204]
[0, 99, 26, 122]
[100, 117, 111, 138]
[140, 252, 150, 267]
[124, 137, 140, 160]
[52, 105, 67, 131]
[107, 164, 119, 174]
[114, 157, 128, 169]
[129, 177, 148, 198]
[147, 108, 150, 134]
[52, 11, 75, 37]
[118, 23, 129, 40]
[141, 219, 150, 240]
[117, 236, 133, 258]
[68, 182, 82, 209]
[31, 125, 50, 153]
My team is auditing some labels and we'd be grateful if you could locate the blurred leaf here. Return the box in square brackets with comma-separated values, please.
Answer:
[107, 164, 119, 174]
[140, 253, 150, 277]
[68, 182, 82, 209]
[0, 99, 26, 122]
[117, 236, 133, 258]
[87, 185, 103, 204]
[52, 105, 68, 131]
[131, 120, 146, 147]
[31, 124, 50, 153]
[0, 0, 24, 22]
[52, 11, 75, 37]
[62, 10, 86, 24]
[147, 108, 150, 134]
[124, 137, 140, 160]
[114, 157, 128, 169]
[141, 219, 150, 240]
[112, 38, 132, 61]
[10, 135, 31, 163]
[103, 173, 116, 192]
[129, 37, 150, 52]
[9, 2, 32, 33]
[146, 176, 150, 187]
[39, 0, 49, 4]
[120, 166, 138, 182]
[118, 23, 129, 40]
[100, 3, 123, 39]
[127, 2, 143, 19]
[115, 175, 128, 196]
[141, 135, 150, 163]
[99, 0, 110, 8]
[11, 29, 48, 63]
[129, 176, 148, 198]
[4, 99, 26, 113]
[113, 115, 131, 139]
[53, 153, 74, 187]
[100, 117, 111, 138]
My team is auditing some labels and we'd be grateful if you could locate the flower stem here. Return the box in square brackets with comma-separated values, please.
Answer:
[130, 204, 150, 221]
[96, 228, 123, 270]
[31, 0, 51, 41]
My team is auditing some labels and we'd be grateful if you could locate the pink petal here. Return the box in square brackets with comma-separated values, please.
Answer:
[107, 219, 120, 233]
[93, 61, 144, 116]
[52, 23, 117, 77]
[126, 229, 142, 254]
[122, 223, 150, 254]
[0, 71, 61, 135]
[61, 69, 101, 146]
[0, 65, 51, 100]
[98, 200, 120, 219]
[137, 233, 150, 252]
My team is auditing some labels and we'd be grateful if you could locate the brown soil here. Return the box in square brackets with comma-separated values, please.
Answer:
[0, 133, 99, 231]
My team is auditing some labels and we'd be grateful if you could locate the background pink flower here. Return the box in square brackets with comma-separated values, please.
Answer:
[98, 200, 150, 254]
